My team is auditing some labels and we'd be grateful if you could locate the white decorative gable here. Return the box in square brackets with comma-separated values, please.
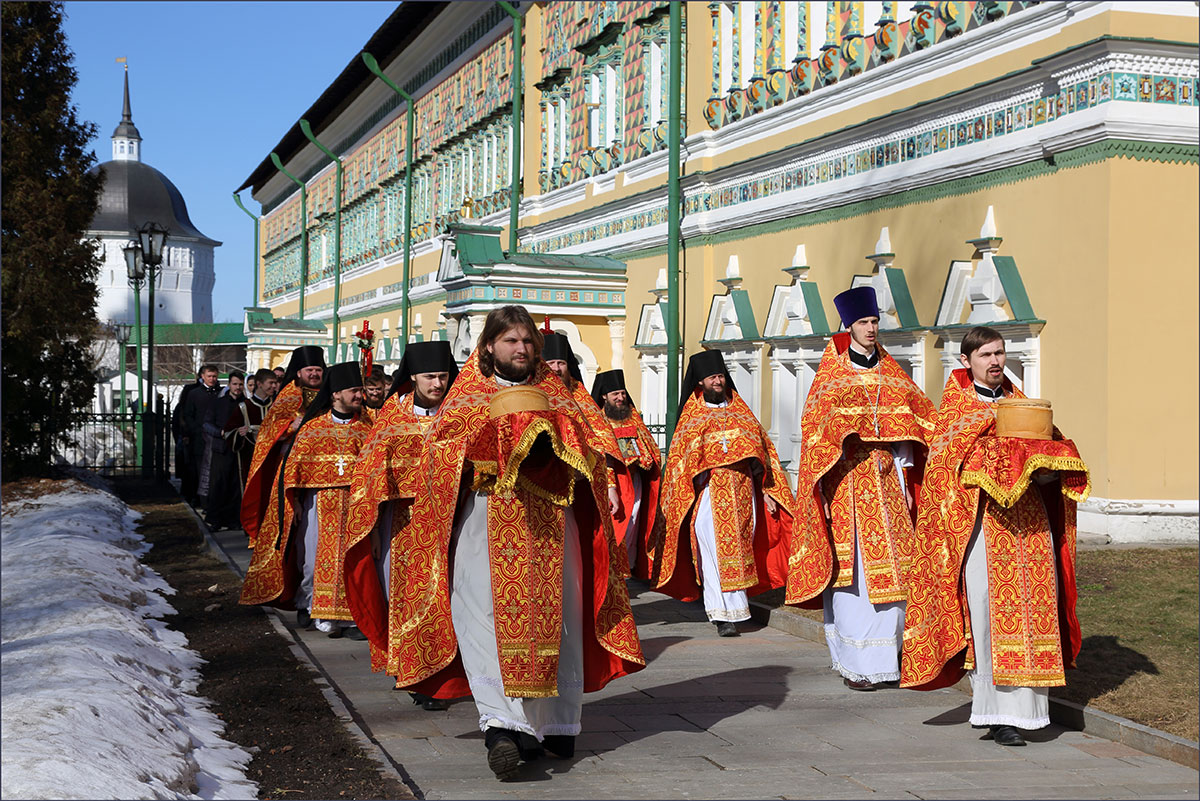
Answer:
[932, 206, 1044, 396]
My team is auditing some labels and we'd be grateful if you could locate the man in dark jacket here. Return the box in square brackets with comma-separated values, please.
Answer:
[203, 371, 246, 530]
[173, 370, 204, 502]
[182, 364, 221, 508]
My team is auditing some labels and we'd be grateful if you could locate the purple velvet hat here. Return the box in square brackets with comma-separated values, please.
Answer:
[833, 286, 879, 328]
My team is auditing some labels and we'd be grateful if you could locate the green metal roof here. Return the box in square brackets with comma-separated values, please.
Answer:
[798, 282, 831, 335]
[885, 268, 921, 329]
[992, 256, 1037, 321]
[134, 322, 246, 345]
[730, 289, 760, 340]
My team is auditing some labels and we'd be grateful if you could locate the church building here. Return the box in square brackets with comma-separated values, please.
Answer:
[90, 67, 220, 326]
[237, 1, 1199, 542]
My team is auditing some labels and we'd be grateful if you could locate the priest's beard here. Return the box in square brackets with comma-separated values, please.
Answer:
[702, 387, 727, 405]
[492, 354, 533, 383]
[604, 401, 632, 421]
[413, 390, 442, 410]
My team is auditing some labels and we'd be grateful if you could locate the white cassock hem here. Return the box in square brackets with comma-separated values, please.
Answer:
[694, 480, 752, 623]
[964, 517, 1051, 730]
[450, 491, 585, 741]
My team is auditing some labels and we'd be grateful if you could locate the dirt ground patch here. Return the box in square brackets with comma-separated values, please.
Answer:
[112, 478, 415, 801]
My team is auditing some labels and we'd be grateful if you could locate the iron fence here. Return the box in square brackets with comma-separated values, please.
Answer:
[59, 401, 173, 480]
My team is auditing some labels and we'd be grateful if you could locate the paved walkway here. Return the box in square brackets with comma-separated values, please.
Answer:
[209, 529, 1198, 800]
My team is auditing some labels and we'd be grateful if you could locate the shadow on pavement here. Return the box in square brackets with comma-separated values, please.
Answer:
[638, 635, 691, 664]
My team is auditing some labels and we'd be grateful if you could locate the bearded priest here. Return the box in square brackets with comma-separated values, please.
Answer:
[591, 369, 664, 580]
[387, 305, 644, 781]
[901, 326, 1089, 747]
[344, 341, 458, 711]
[240, 345, 326, 547]
[655, 350, 794, 637]
[542, 333, 625, 524]
[787, 287, 936, 691]
[239, 362, 372, 640]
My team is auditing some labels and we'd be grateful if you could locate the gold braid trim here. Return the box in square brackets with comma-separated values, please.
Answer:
[486, 417, 590, 508]
[961, 453, 1091, 509]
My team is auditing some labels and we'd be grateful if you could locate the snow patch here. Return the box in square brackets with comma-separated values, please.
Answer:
[1, 480, 258, 800]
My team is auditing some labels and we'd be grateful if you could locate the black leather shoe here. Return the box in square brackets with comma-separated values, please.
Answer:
[843, 676, 877, 691]
[296, 609, 311, 629]
[542, 734, 575, 759]
[484, 728, 521, 781]
[327, 627, 344, 639]
[990, 725, 1027, 746]
[343, 626, 368, 641]
[715, 622, 740, 637]
[517, 732, 544, 761]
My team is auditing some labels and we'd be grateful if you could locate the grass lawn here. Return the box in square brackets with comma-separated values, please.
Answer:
[754, 547, 1199, 741]
[1053, 547, 1199, 742]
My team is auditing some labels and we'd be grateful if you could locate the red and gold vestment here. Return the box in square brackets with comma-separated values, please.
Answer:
[655, 389, 795, 602]
[901, 369, 1089, 689]
[238, 410, 371, 615]
[389, 352, 644, 701]
[343, 393, 436, 674]
[786, 334, 936, 606]
[609, 407, 665, 580]
[239, 382, 318, 546]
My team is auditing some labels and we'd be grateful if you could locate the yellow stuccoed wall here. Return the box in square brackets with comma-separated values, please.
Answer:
[619, 156, 1199, 504]
[1103, 156, 1199, 501]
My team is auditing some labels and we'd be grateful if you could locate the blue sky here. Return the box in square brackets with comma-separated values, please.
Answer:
[63, 1, 400, 322]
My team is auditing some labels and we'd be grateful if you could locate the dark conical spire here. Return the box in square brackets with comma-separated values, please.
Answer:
[112, 65, 141, 143]
[121, 66, 132, 123]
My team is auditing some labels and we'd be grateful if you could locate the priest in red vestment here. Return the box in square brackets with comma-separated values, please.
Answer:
[240, 346, 326, 547]
[902, 326, 1089, 747]
[655, 350, 795, 637]
[541, 333, 624, 525]
[787, 287, 936, 690]
[591, 369, 664, 581]
[239, 362, 372, 640]
[343, 341, 458, 710]
[386, 306, 643, 781]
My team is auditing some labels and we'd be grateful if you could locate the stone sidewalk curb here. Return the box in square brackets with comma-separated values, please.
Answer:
[749, 599, 1200, 771]
[182, 505, 422, 799]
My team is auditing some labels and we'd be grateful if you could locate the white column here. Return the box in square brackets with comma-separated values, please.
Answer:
[607, 319, 626, 370]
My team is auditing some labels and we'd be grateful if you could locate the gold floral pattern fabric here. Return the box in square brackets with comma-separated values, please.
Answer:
[787, 334, 935, 606]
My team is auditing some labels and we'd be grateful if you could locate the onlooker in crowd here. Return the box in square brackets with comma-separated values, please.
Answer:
[362, 365, 388, 411]
[182, 364, 221, 508]
[204, 371, 246, 530]
[245, 372, 258, 400]
[273, 366, 286, 384]
[173, 370, 204, 502]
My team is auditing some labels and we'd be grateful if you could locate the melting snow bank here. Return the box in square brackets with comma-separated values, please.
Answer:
[1, 479, 258, 800]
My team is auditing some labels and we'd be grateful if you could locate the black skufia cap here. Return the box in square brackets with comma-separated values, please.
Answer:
[388, 340, 459, 398]
[281, 345, 327, 386]
[591, 369, 630, 408]
[679, 349, 736, 412]
[542, 332, 582, 382]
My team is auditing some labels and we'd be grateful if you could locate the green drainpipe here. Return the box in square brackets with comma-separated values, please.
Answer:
[299, 119, 342, 349]
[270, 152, 308, 320]
[496, 1, 523, 255]
[666, 0, 683, 445]
[232, 192, 260, 308]
[362, 51, 414, 356]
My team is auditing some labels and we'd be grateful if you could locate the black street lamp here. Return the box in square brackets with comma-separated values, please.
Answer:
[137, 221, 168, 410]
[113, 322, 132, 414]
[123, 242, 146, 412]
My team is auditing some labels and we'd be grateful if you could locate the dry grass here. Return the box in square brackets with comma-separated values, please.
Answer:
[1053, 547, 1199, 742]
[754, 547, 1199, 741]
